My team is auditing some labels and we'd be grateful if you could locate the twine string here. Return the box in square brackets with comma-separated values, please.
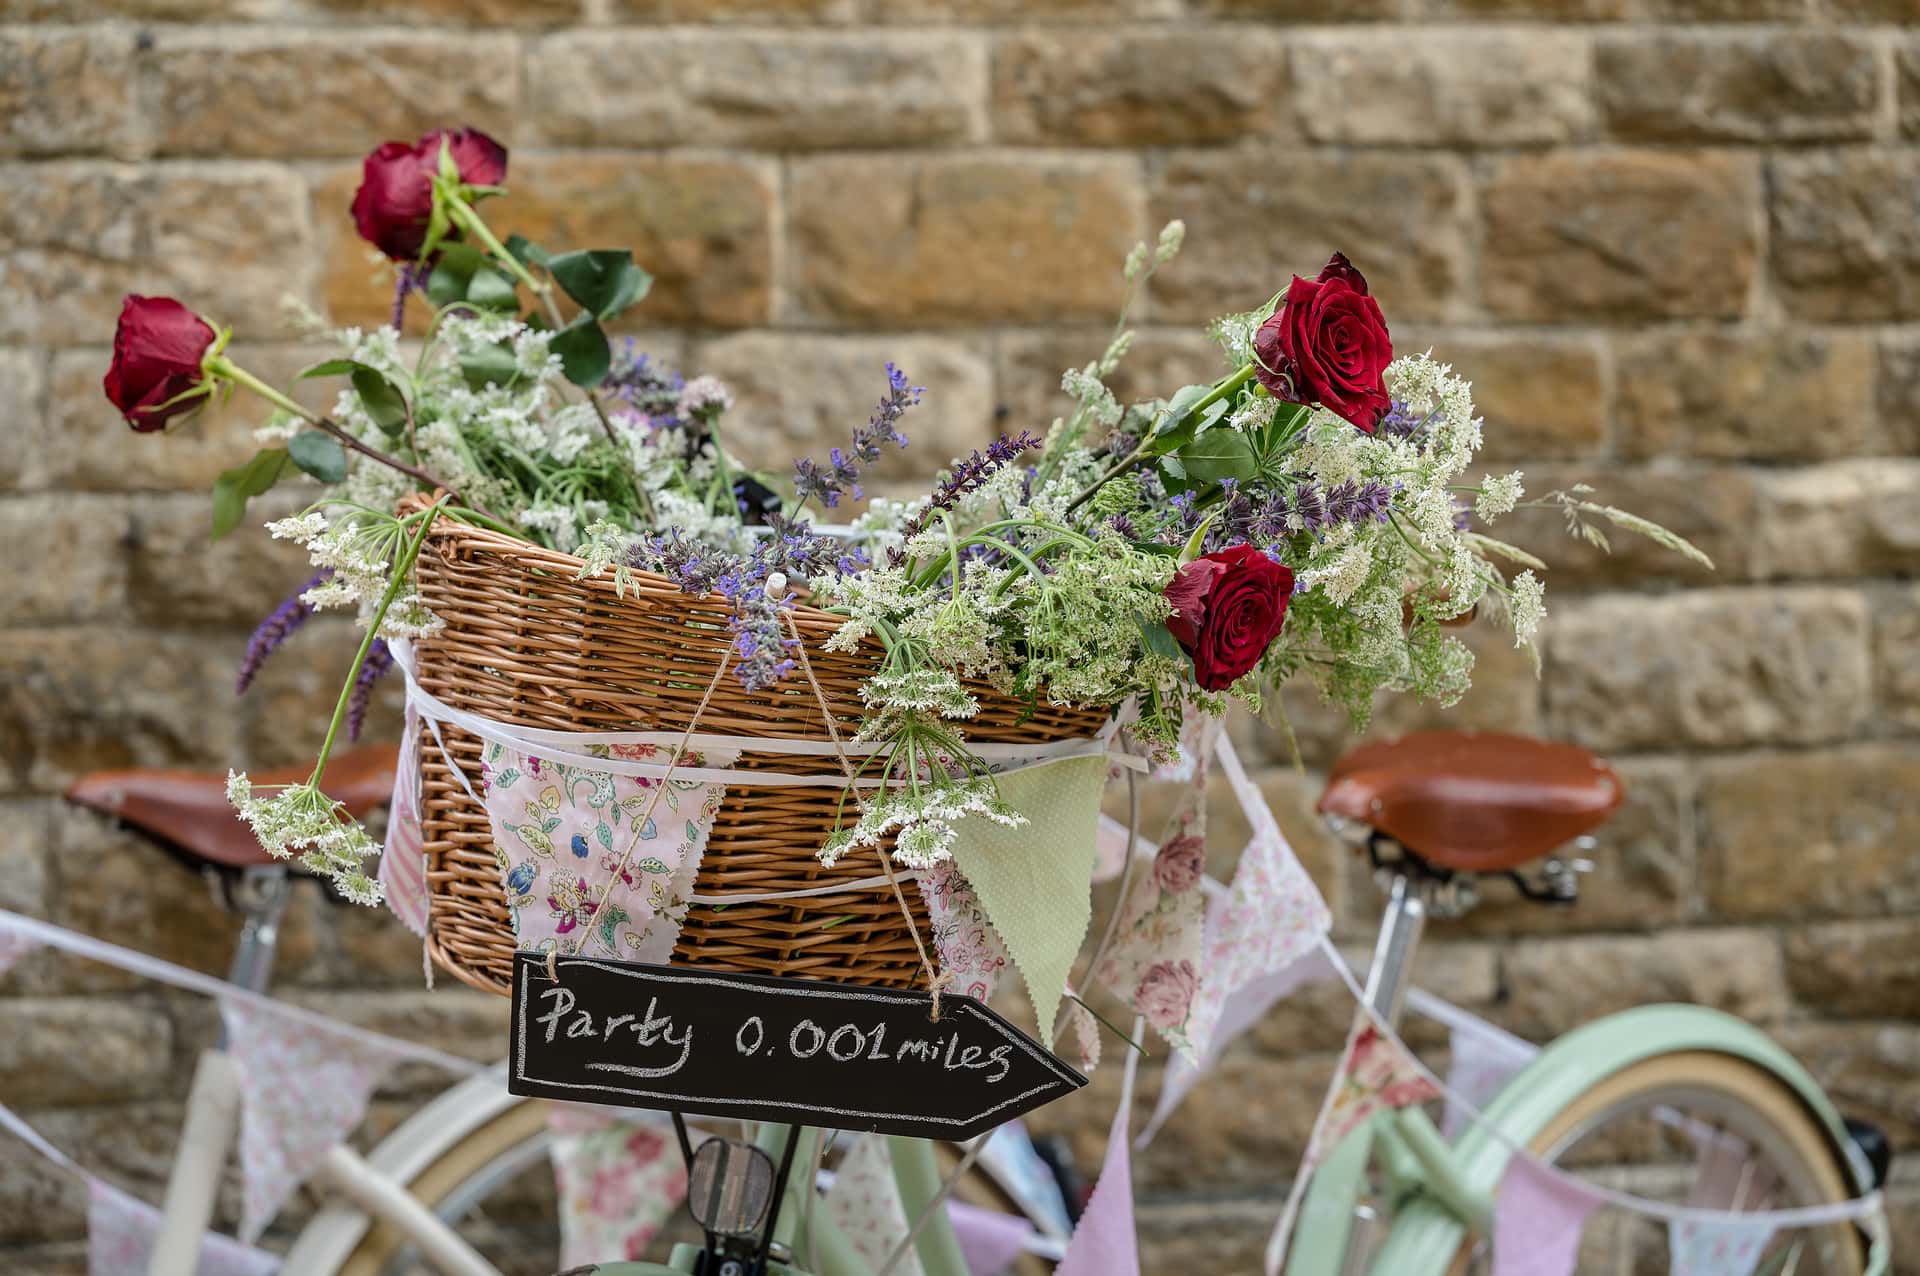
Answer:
[547, 639, 737, 982]
[779, 605, 952, 1020]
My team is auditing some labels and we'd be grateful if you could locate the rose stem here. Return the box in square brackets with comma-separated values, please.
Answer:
[1065, 361, 1257, 516]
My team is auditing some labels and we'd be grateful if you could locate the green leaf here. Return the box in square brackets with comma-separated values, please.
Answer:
[287, 430, 348, 484]
[348, 366, 409, 437]
[503, 234, 551, 269]
[295, 358, 359, 380]
[465, 266, 520, 311]
[550, 315, 611, 387]
[1135, 612, 1184, 663]
[210, 447, 294, 541]
[425, 243, 486, 308]
[548, 249, 652, 321]
[1177, 428, 1260, 482]
[459, 342, 520, 391]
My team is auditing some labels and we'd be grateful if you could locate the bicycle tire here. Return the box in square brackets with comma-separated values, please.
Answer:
[1420, 1050, 1867, 1276]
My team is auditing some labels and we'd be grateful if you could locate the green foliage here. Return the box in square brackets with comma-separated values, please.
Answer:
[288, 430, 348, 484]
[211, 446, 294, 541]
[548, 249, 652, 321]
[550, 316, 611, 387]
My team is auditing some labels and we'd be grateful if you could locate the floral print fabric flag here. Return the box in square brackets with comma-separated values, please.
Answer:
[478, 740, 736, 961]
[1669, 1217, 1778, 1276]
[548, 1105, 688, 1269]
[921, 861, 1011, 1004]
[1307, 1019, 1443, 1167]
[824, 1134, 926, 1276]
[378, 705, 429, 937]
[88, 1180, 279, 1276]
[221, 997, 406, 1241]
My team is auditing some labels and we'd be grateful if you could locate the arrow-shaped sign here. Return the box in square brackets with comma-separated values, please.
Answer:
[508, 954, 1087, 1140]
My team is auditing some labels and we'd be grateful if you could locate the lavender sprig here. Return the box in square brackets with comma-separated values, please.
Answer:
[1376, 400, 1442, 449]
[345, 638, 393, 742]
[795, 363, 921, 510]
[892, 432, 1040, 556]
[237, 569, 332, 695]
[602, 341, 685, 422]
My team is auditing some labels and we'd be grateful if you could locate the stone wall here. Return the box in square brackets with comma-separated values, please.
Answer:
[3, 1, 1918, 1272]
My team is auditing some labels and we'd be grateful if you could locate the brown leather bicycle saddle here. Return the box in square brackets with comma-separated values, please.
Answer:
[1317, 730, 1622, 873]
[64, 743, 399, 872]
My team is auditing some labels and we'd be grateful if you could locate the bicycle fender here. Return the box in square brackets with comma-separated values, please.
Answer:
[1365, 1003, 1875, 1276]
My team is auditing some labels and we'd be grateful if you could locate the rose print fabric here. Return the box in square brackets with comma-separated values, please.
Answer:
[824, 1134, 926, 1276]
[88, 1180, 280, 1276]
[378, 705, 430, 937]
[479, 739, 737, 962]
[1307, 1020, 1442, 1166]
[221, 997, 405, 1241]
[921, 860, 1011, 1003]
[548, 1105, 688, 1269]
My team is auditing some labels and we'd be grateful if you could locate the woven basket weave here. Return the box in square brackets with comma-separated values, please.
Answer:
[405, 509, 1112, 998]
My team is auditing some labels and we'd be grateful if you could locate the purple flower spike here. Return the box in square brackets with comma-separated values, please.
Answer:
[346, 638, 393, 742]
[237, 569, 332, 695]
[795, 364, 920, 509]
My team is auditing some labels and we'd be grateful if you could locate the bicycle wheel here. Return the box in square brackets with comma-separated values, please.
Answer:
[1443, 1051, 1867, 1276]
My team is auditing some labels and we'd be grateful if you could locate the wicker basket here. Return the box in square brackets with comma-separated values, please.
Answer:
[406, 509, 1113, 998]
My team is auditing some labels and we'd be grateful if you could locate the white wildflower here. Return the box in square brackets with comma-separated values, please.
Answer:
[676, 375, 732, 419]
[1476, 471, 1525, 523]
[1509, 569, 1545, 649]
[1155, 218, 1185, 264]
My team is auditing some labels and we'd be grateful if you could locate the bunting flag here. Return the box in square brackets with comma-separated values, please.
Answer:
[1669, 1216, 1779, 1276]
[946, 1199, 1035, 1276]
[823, 1133, 926, 1276]
[87, 1179, 281, 1276]
[1492, 1154, 1605, 1276]
[920, 860, 1012, 1005]
[221, 998, 407, 1241]
[377, 704, 430, 937]
[547, 1106, 687, 1269]
[1183, 736, 1331, 1058]
[1439, 1010, 1539, 1140]
[949, 753, 1108, 1041]
[1055, 1027, 1143, 1276]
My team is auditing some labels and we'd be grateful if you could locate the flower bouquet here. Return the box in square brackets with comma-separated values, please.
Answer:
[107, 124, 1703, 1010]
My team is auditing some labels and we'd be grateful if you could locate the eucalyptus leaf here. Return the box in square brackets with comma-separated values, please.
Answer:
[459, 342, 520, 391]
[548, 249, 652, 321]
[288, 430, 348, 484]
[504, 234, 552, 269]
[426, 243, 486, 308]
[210, 447, 295, 541]
[1176, 429, 1260, 482]
[295, 358, 358, 380]
[551, 316, 611, 387]
[348, 366, 409, 437]
[465, 266, 521, 311]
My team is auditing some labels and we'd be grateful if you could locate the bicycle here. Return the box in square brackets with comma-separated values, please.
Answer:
[59, 746, 1073, 1276]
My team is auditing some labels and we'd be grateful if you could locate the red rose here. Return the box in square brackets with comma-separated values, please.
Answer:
[350, 127, 509, 262]
[102, 296, 217, 432]
[1164, 545, 1294, 692]
[1251, 252, 1393, 433]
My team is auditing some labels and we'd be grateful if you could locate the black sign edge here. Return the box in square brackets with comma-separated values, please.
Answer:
[507, 953, 1089, 1140]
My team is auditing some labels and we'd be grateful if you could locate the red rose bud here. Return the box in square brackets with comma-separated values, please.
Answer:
[1251, 253, 1393, 433]
[350, 126, 509, 262]
[1164, 545, 1293, 692]
[103, 295, 218, 432]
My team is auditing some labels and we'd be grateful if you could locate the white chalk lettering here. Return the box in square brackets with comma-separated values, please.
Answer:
[789, 1019, 825, 1059]
[736, 1015, 764, 1057]
[827, 1024, 866, 1062]
[535, 986, 575, 1044]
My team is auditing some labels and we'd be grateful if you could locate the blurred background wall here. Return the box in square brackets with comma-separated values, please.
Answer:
[3, 0, 1918, 1270]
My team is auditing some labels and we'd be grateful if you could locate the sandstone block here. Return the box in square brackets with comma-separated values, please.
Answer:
[692, 333, 994, 484]
[1483, 153, 1759, 322]
[1900, 42, 1920, 140]
[38, 345, 333, 494]
[1294, 30, 1591, 147]
[1542, 589, 1870, 752]
[0, 165, 313, 348]
[1597, 32, 1880, 143]
[1771, 1022, 1920, 1146]
[1403, 330, 1607, 461]
[1872, 586, 1920, 732]
[237, 615, 403, 767]
[0, 495, 130, 625]
[1750, 461, 1920, 580]
[1703, 744, 1920, 922]
[1616, 328, 1876, 461]
[1150, 151, 1469, 324]
[789, 154, 1143, 325]
[871, 0, 1175, 17]
[530, 32, 982, 150]
[0, 349, 46, 493]
[1500, 929, 1786, 1040]
[1412, 0, 1627, 14]
[1786, 918, 1920, 1021]
[1488, 462, 1750, 587]
[0, 630, 242, 796]
[0, 29, 138, 159]
[1772, 152, 1920, 322]
[300, 0, 581, 21]
[995, 328, 1225, 440]
[150, 32, 516, 158]
[992, 28, 1286, 147]
[126, 489, 317, 628]
[0, 999, 175, 1106]
[1875, 335, 1920, 456]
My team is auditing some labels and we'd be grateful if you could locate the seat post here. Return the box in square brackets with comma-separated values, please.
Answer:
[222, 866, 292, 996]
[1360, 872, 1428, 1032]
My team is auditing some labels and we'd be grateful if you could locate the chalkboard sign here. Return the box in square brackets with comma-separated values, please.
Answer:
[509, 954, 1087, 1140]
